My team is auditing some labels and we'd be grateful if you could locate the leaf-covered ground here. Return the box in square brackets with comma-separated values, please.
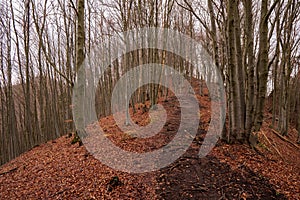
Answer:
[0, 80, 299, 199]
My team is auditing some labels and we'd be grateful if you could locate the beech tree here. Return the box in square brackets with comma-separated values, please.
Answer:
[73, 0, 86, 139]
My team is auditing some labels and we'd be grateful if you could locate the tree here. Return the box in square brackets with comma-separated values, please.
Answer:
[73, 0, 86, 141]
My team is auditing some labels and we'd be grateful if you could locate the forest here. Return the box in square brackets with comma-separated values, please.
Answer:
[0, 0, 299, 199]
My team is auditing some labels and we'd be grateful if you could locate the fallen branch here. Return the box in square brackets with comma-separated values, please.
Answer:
[169, 163, 181, 171]
[183, 185, 209, 192]
[271, 129, 300, 149]
[261, 131, 284, 160]
[0, 166, 18, 176]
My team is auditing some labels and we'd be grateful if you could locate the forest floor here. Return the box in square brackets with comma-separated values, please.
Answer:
[0, 80, 299, 199]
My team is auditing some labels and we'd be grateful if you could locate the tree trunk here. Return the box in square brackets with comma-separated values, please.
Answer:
[74, 0, 86, 139]
[227, 0, 241, 141]
[296, 76, 300, 143]
[243, 0, 255, 138]
[253, 0, 269, 131]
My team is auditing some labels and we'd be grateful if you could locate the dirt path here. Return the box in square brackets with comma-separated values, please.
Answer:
[152, 92, 285, 199]
[155, 140, 285, 199]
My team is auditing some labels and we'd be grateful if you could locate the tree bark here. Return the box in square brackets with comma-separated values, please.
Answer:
[74, 0, 86, 139]
[254, 0, 269, 131]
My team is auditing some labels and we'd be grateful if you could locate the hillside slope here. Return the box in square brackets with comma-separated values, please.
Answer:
[0, 81, 299, 199]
